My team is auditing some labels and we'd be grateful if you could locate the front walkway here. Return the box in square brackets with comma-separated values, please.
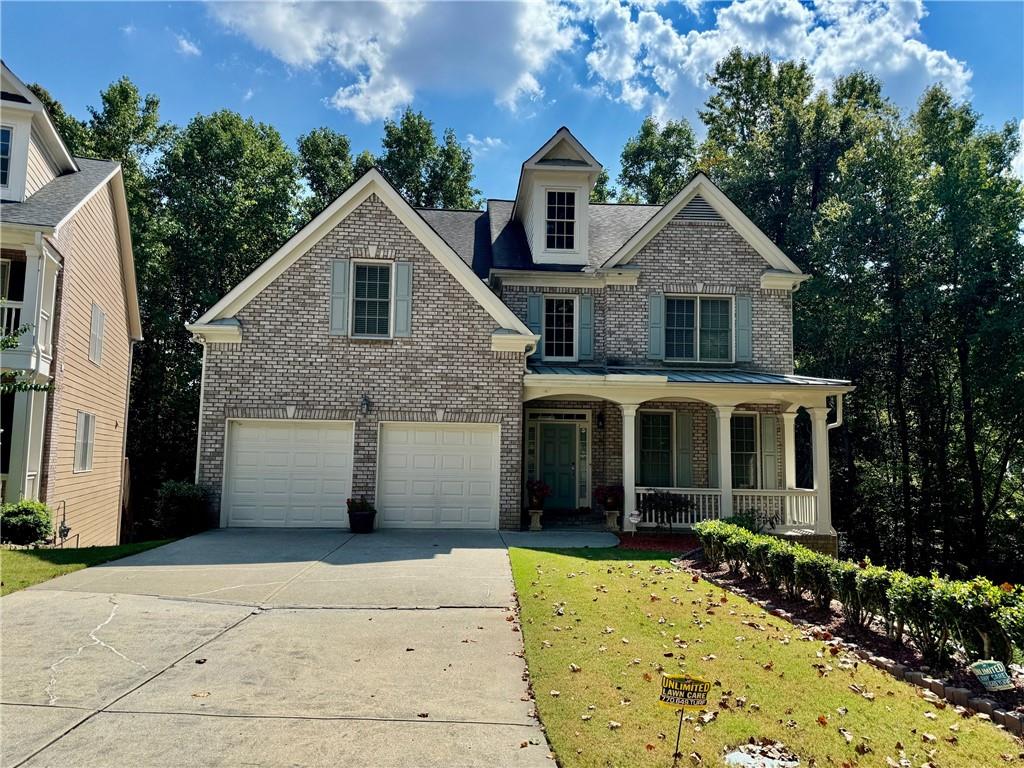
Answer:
[0, 528, 615, 768]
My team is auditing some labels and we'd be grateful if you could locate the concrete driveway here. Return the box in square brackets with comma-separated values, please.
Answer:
[0, 528, 616, 767]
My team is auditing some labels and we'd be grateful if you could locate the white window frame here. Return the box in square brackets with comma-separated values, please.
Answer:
[89, 303, 105, 365]
[664, 294, 735, 364]
[730, 411, 760, 490]
[0, 125, 12, 189]
[636, 408, 676, 488]
[0, 258, 10, 298]
[541, 294, 579, 362]
[543, 187, 578, 253]
[349, 260, 395, 340]
[74, 411, 96, 473]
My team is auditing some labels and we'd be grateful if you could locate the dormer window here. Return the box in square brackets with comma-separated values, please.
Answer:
[545, 190, 575, 250]
[0, 126, 11, 187]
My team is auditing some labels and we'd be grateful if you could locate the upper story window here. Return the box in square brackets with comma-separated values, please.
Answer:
[665, 296, 733, 363]
[545, 190, 575, 250]
[89, 303, 105, 364]
[351, 262, 392, 338]
[0, 126, 11, 187]
[543, 295, 577, 361]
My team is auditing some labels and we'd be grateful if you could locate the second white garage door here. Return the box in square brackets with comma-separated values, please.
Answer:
[377, 423, 500, 529]
[223, 420, 354, 527]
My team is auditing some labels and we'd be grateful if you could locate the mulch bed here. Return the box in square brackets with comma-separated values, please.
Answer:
[616, 531, 699, 553]
[665, 552, 1024, 713]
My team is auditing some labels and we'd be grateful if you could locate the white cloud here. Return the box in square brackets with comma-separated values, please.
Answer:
[466, 134, 506, 154]
[120, 23, 136, 36]
[210, 1, 577, 122]
[584, 0, 972, 119]
[208, 0, 972, 123]
[243, 88, 255, 102]
[1012, 119, 1024, 180]
[175, 33, 202, 57]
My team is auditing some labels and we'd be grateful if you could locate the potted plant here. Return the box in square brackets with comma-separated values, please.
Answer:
[346, 496, 377, 534]
[526, 479, 552, 531]
[594, 484, 624, 531]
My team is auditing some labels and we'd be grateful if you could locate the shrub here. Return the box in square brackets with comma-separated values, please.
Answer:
[746, 536, 778, 589]
[832, 560, 868, 626]
[729, 509, 763, 533]
[945, 578, 1015, 664]
[996, 590, 1024, 656]
[722, 525, 754, 575]
[0, 500, 53, 545]
[764, 539, 800, 599]
[149, 481, 209, 537]
[694, 520, 731, 568]
[887, 572, 954, 666]
[795, 547, 836, 608]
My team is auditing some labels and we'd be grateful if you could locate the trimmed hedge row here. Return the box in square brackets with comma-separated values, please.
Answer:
[694, 520, 1024, 667]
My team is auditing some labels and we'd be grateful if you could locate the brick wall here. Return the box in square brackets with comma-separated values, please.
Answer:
[198, 194, 527, 528]
[503, 218, 794, 374]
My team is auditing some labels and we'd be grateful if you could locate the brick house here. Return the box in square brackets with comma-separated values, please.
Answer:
[1, 63, 143, 546]
[188, 128, 850, 550]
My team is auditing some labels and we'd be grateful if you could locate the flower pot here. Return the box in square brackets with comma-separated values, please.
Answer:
[604, 509, 620, 532]
[529, 509, 543, 532]
[348, 510, 376, 534]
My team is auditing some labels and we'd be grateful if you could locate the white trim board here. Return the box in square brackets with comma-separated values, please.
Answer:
[595, 173, 805, 276]
[193, 169, 531, 337]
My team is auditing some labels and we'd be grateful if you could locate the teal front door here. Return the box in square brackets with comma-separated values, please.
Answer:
[540, 423, 576, 509]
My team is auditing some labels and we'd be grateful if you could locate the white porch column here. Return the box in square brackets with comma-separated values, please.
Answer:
[714, 405, 734, 518]
[621, 403, 639, 532]
[781, 411, 798, 489]
[809, 406, 832, 534]
[4, 391, 33, 502]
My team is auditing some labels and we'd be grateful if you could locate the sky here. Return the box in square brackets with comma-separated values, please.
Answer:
[3, 1, 1023, 198]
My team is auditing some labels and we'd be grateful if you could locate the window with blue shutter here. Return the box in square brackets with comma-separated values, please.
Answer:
[735, 294, 752, 362]
[526, 292, 543, 359]
[760, 414, 779, 489]
[329, 259, 350, 336]
[579, 294, 594, 361]
[647, 294, 664, 360]
[394, 262, 412, 337]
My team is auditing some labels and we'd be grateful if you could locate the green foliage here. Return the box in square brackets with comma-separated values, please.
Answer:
[1, 500, 53, 545]
[617, 116, 696, 204]
[695, 522, 1024, 668]
[149, 481, 209, 538]
[377, 108, 479, 208]
[589, 169, 615, 203]
[297, 127, 356, 217]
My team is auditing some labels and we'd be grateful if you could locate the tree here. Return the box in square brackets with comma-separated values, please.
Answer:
[377, 108, 479, 208]
[297, 127, 355, 218]
[590, 169, 615, 203]
[27, 83, 92, 155]
[617, 116, 696, 204]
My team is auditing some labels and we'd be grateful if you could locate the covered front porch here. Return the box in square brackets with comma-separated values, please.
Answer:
[523, 366, 852, 545]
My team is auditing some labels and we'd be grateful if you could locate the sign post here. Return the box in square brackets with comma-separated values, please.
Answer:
[659, 674, 711, 767]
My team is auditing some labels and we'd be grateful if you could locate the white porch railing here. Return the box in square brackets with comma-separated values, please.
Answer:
[635, 487, 721, 527]
[1, 301, 23, 336]
[734, 489, 818, 528]
[634, 487, 818, 529]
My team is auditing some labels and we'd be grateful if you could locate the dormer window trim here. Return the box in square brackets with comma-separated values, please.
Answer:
[0, 125, 13, 189]
[544, 187, 577, 254]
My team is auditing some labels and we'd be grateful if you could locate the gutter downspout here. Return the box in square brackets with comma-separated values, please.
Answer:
[192, 337, 208, 483]
[827, 393, 844, 431]
[117, 339, 137, 544]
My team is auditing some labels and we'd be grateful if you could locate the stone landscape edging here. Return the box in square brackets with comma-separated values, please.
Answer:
[681, 562, 1024, 737]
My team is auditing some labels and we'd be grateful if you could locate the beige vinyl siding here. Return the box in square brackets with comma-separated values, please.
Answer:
[24, 133, 59, 198]
[43, 183, 130, 546]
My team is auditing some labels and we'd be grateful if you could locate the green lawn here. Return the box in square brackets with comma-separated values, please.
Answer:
[510, 547, 1021, 768]
[0, 540, 172, 596]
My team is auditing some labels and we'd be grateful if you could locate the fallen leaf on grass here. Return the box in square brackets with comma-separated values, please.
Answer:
[569, 663, 581, 673]
[839, 728, 853, 744]
[417, 712, 429, 718]
[608, 721, 621, 730]
[817, 715, 829, 727]
[550, 690, 560, 697]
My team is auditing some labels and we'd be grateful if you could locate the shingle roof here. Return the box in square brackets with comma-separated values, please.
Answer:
[0, 157, 118, 228]
[528, 364, 851, 387]
[415, 208, 487, 270]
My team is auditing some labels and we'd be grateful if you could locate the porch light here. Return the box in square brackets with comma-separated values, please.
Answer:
[596, 412, 605, 430]
[359, 394, 373, 414]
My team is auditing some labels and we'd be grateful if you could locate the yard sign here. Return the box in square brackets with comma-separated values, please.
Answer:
[659, 674, 710, 710]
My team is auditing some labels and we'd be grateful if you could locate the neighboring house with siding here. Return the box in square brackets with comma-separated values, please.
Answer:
[0, 62, 142, 546]
[188, 127, 851, 552]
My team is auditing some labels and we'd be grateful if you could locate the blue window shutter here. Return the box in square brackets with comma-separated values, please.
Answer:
[760, 415, 779, 489]
[735, 295, 752, 362]
[707, 410, 719, 487]
[676, 411, 693, 487]
[394, 262, 413, 337]
[647, 294, 664, 360]
[526, 292, 543, 359]
[579, 294, 594, 361]
[330, 259, 350, 336]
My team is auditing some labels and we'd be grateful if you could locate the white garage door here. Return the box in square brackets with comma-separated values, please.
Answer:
[224, 420, 354, 527]
[377, 423, 500, 529]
